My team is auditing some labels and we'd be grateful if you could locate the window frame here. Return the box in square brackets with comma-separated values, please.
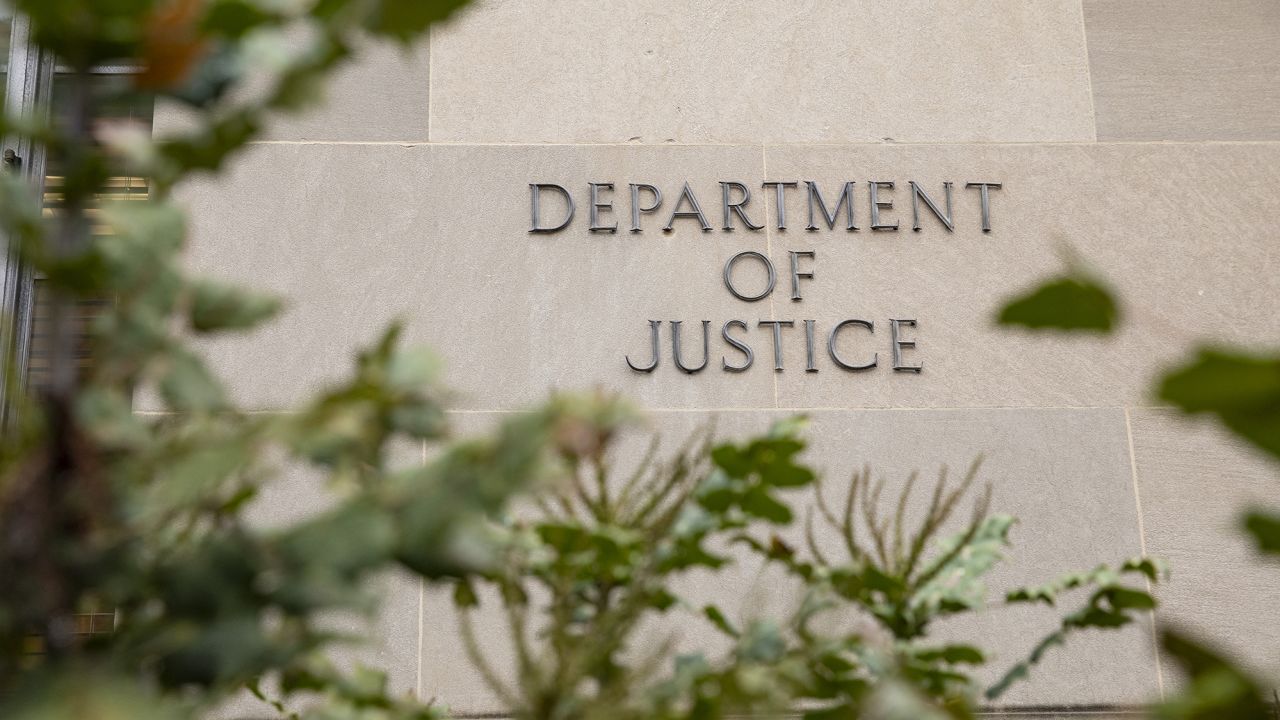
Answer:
[0, 15, 146, 426]
[0, 14, 55, 427]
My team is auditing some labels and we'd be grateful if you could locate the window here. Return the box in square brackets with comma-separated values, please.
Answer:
[0, 18, 154, 404]
[0, 10, 154, 645]
[27, 71, 153, 395]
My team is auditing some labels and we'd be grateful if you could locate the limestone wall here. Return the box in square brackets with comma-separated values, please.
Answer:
[162, 1, 1280, 714]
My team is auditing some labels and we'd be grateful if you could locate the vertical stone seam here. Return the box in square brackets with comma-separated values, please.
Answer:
[761, 144, 779, 409]
[1124, 407, 1165, 699]
[426, 24, 435, 142]
[1074, 0, 1100, 142]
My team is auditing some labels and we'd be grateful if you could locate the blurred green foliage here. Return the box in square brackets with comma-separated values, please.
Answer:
[0, 1, 1190, 718]
[0, 0, 530, 718]
[996, 263, 1280, 717]
[1159, 349, 1280, 459]
[455, 435, 1162, 720]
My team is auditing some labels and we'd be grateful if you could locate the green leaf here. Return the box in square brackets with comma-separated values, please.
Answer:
[90, 203, 187, 311]
[1159, 348, 1280, 459]
[386, 347, 442, 391]
[272, 499, 397, 612]
[695, 470, 736, 512]
[650, 588, 678, 612]
[913, 644, 985, 665]
[996, 274, 1118, 332]
[156, 110, 261, 186]
[203, 0, 283, 39]
[1006, 557, 1164, 607]
[741, 487, 793, 524]
[17, 0, 148, 68]
[3, 672, 186, 720]
[863, 564, 906, 595]
[167, 45, 242, 109]
[711, 445, 751, 478]
[362, 0, 474, 44]
[985, 657, 1033, 702]
[1104, 586, 1156, 610]
[989, 556, 1161, 700]
[158, 350, 227, 412]
[390, 404, 571, 576]
[1160, 349, 1280, 412]
[76, 387, 149, 448]
[1120, 556, 1169, 582]
[390, 401, 448, 439]
[143, 438, 252, 522]
[537, 523, 594, 555]
[737, 620, 785, 663]
[278, 499, 397, 578]
[189, 280, 280, 332]
[704, 605, 740, 638]
[757, 438, 814, 488]
[1155, 629, 1272, 720]
[453, 579, 480, 609]
[912, 515, 1013, 619]
[1242, 510, 1280, 555]
[102, 202, 186, 256]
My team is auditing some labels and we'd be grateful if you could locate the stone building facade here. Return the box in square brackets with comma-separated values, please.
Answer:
[155, 1, 1280, 715]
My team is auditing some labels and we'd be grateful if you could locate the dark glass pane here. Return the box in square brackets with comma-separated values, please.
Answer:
[45, 72, 155, 214]
[25, 280, 108, 395]
[27, 73, 153, 396]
